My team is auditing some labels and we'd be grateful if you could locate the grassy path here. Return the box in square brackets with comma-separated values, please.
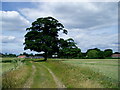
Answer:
[41, 64, 66, 88]
[23, 65, 36, 88]
[30, 62, 57, 88]
[23, 62, 65, 88]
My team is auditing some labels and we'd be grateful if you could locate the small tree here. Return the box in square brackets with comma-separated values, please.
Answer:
[87, 49, 99, 59]
[86, 48, 105, 59]
[58, 38, 81, 58]
[104, 49, 113, 58]
[24, 17, 67, 61]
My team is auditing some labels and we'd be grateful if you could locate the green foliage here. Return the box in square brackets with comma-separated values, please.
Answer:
[98, 51, 105, 59]
[24, 17, 67, 60]
[86, 48, 105, 59]
[87, 50, 99, 59]
[104, 49, 113, 57]
[58, 38, 81, 58]
[1, 53, 16, 57]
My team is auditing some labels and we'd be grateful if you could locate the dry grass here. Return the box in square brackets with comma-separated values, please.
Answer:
[2, 64, 32, 88]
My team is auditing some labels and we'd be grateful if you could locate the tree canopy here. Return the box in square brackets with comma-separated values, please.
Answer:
[24, 17, 67, 60]
[58, 38, 81, 58]
[86, 48, 104, 59]
[87, 49, 99, 59]
[104, 49, 113, 57]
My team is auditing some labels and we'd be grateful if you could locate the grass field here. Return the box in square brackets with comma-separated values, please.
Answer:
[1, 63, 15, 74]
[62, 59, 118, 82]
[1, 58, 119, 88]
[1, 58, 25, 75]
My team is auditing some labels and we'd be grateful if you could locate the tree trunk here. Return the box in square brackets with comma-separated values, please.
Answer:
[44, 51, 48, 61]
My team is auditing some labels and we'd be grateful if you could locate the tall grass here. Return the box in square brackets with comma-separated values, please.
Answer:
[2, 62, 32, 88]
[45, 60, 118, 88]
[2, 58, 25, 75]
[62, 59, 118, 82]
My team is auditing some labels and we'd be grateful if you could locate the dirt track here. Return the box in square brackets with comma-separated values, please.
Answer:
[42, 64, 66, 88]
[23, 65, 36, 88]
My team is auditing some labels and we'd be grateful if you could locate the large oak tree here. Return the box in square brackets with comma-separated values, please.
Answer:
[24, 17, 67, 61]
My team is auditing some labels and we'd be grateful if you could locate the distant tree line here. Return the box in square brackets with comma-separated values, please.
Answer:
[21, 44, 119, 59]
[0, 36, 119, 59]
[0, 52, 44, 57]
[0, 48, 119, 59]
[0, 53, 17, 57]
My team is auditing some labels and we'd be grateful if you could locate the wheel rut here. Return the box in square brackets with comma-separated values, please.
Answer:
[23, 64, 36, 88]
[41, 64, 66, 88]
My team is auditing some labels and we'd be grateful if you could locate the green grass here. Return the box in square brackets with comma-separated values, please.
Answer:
[1, 58, 119, 88]
[31, 62, 57, 88]
[1, 57, 25, 64]
[1, 57, 18, 61]
[44, 60, 118, 88]
[1, 63, 15, 74]
[62, 59, 118, 82]
[1, 58, 25, 75]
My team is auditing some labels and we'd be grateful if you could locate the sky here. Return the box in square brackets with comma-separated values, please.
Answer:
[0, 0, 119, 54]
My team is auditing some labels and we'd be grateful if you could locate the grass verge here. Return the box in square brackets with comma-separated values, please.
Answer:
[2, 62, 32, 88]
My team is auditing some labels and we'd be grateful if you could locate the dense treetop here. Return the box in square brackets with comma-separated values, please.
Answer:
[24, 17, 68, 60]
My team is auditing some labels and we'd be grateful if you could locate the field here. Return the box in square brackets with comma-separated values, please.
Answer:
[62, 59, 118, 82]
[1, 58, 119, 88]
[1, 58, 24, 75]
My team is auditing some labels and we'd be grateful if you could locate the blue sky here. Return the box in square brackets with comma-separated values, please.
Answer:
[1, 1, 119, 54]
[2, 2, 35, 11]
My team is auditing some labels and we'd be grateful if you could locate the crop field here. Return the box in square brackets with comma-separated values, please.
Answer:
[62, 59, 118, 82]
[1, 58, 119, 88]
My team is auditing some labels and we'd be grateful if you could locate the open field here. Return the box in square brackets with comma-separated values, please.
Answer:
[1, 63, 15, 74]
[1, 58, 119, 88]
[62, 59, 118, 82]
[1, 58, 25, 75]
[1, 57, 25, 62]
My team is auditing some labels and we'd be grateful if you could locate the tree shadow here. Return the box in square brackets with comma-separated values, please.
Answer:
[1, 60, 12, 63]
[33, 59, 66, 62]
[1, 60, 25, 63]
[33, 59, 47, 62]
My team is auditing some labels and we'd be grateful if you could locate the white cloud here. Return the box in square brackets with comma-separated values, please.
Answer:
[19, 2, 118, 29]
[1, 11, 31, 54]
[1, 11, 30, 31]
[0, 35, 15, 43]
[68, 29, 118, 52]
[59, 27, 118, 52]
